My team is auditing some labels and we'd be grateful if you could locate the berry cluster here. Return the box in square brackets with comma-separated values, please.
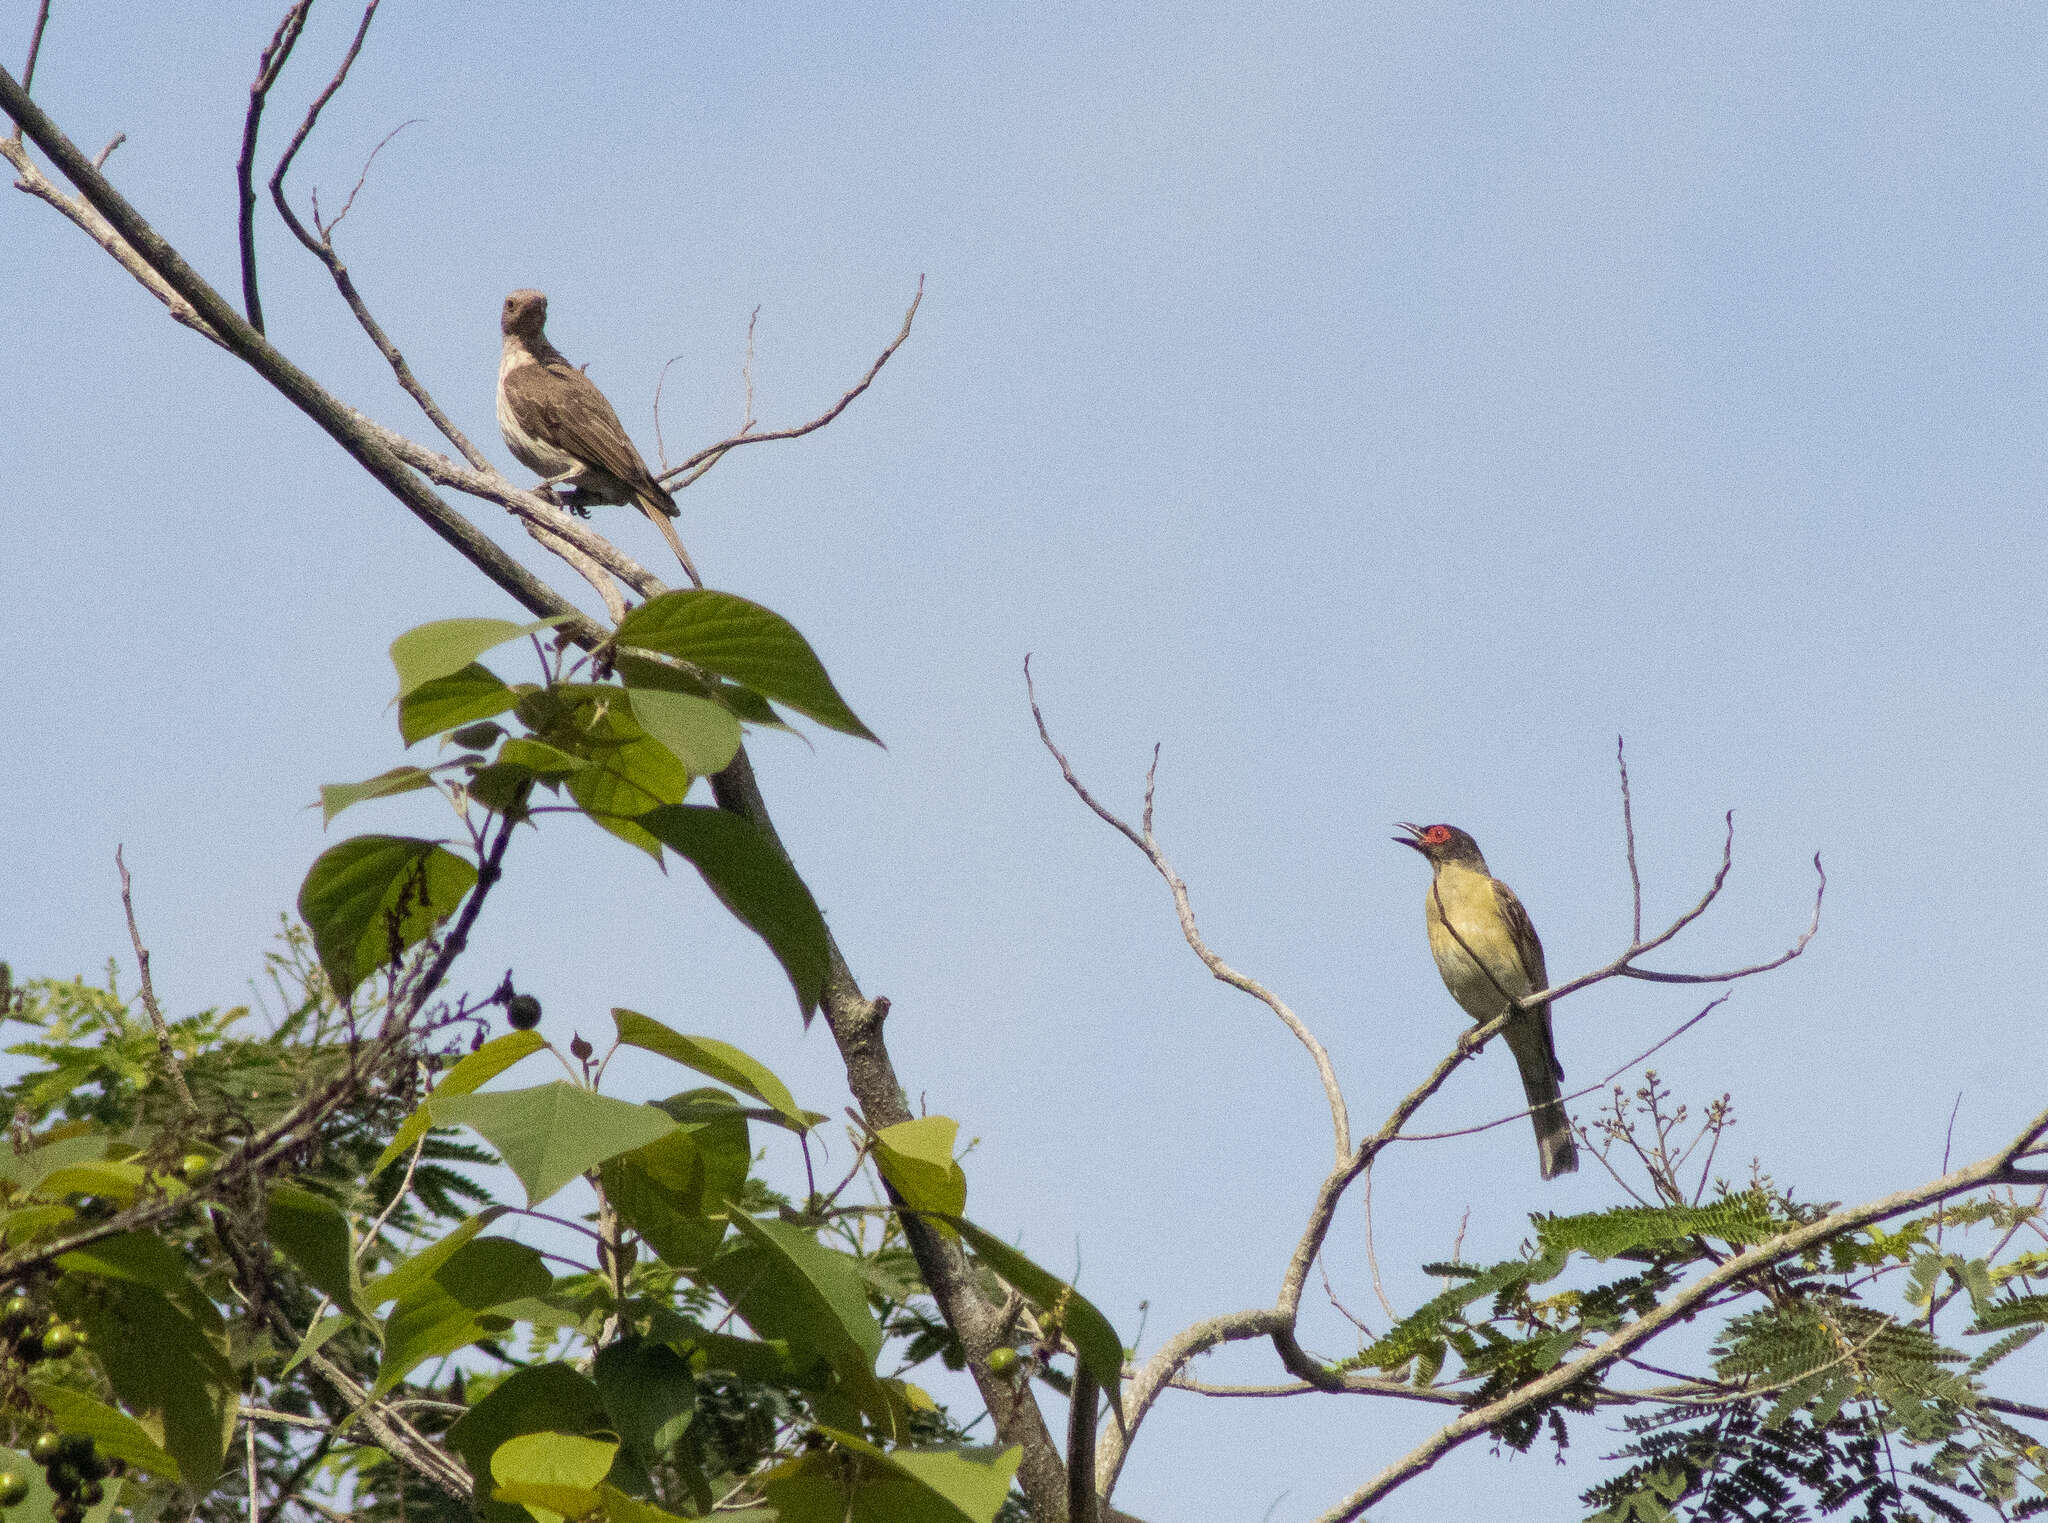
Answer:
[0, 1293, 79, 1369]
[21, 1431, 109, 1521]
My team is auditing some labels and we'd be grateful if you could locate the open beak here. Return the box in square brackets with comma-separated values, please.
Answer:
[1393, 823, 1426, 852]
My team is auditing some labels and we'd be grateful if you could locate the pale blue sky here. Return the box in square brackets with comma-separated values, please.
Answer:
[7, 4, 2048, 1517]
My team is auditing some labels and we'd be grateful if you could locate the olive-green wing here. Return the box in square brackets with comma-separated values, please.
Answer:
[1489, 876, 1549, 999]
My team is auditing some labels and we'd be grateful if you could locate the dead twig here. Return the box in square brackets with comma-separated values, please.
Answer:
[238, 0, 313, 331]
[16, 0, 50, 105]
[658, 276, 923, 494]
[115, 847, 197, 1114]
[1399, 994, 1731, 1144]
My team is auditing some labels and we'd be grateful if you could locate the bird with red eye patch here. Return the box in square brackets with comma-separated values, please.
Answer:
[1395, 823, 1578, 1179]
[496, 288, 701, 585]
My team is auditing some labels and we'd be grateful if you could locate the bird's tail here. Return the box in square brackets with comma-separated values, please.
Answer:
[636, 487, 702, 588]
[1504, 1008, 1578, 1179]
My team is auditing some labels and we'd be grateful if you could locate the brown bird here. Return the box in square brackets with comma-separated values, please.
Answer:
[496, 288, 700, 585]
[1396, 823, 1578, 1179]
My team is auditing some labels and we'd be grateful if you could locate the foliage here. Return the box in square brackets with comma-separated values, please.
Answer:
[1327, 1075, 2048, 1519]
[0, 603, 1118, 1523]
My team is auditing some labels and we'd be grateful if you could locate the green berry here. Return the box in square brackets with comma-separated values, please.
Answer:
[177, 1154, 210, 1181]
[0, 1294, 33, 1331]
[0, 1471, 29, 1506]
[506, 994, 542, 1030]
[985, 1345, 1020, 1376]
[29, 1433, 61, 1464]
[41, 1323, 78, 1358]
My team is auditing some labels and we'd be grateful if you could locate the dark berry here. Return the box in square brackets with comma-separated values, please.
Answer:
[506, 994, 542, 1030]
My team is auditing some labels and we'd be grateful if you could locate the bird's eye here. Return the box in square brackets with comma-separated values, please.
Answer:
[1424, 825, 1451, 844]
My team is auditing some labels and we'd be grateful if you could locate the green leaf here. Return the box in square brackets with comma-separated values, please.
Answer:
[603, 1089, 751, 1269]
[635, 806, 830, 1021]
[447, 1363, 609, 1523]
[319, 766, 440, 825]
[267, 1184, 358, 1312]
[626, 687, 743, 776]
[56, 1274, 236, 1484]
[760, 1438, 1020, 1523]
[602, 1129, 721, 1270]
[601, 1485, 742, 1523]
[34, 1161, 148, 1206]
[392, 617, 566, 698]
[373, 1030, 547, 1176]
[58, 1230, 220, 1327]
[432, 1082, 679, 1208]
[490, 1430, 617, 1523]
[873, 1118, 967, 1226]
[401, 663, 523, 746]
[712, 1215, 892, 1433]
[611, 1010, 809, 1131]
[817, 1429, 1021, 1523]
[1531, 1192, 1781, 1262]
[282, 1310, 351, 1374]
[26, 1388, 179, 1480]
[297, 835, 478, 1000]
[1970, 1293, 2048, 1333]
[593, 1337, 696, 1458]
[939, 1217, 1122, 1403]
[363, 1208, 507, 1306]
[499, 738, 588, 774]
[450, 720, 509, 749]
[522, 685, 692, 858]
[615, 590, 879, 742]
[377, 1237, 553, 1397]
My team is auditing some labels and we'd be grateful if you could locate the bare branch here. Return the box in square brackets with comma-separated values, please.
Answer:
[1, 134, 225, 346]
[1399, 994, 1731, 1144]
[115, 846, 197, 1114]
[311, 115, 414, 239]
[1310, 1101, 2048, 1523]
[1027, 655, 1351, 1159]
[267, 0, 380, 213]
[1618, 735, 1643, 942]
[1167, 1373, 1466, 1405]
[17, 0, 50, 102]
[657, 276, 923, 493]
[238, 0, 313, 331]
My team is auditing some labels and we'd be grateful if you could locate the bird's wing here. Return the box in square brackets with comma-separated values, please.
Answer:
[503, 357, 663, 495]
[1490, 877, 1550, 995]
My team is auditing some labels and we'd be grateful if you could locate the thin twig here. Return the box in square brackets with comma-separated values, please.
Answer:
[238, 0, 313, 332]
[312, 116, 415, 238]
[1618, 736, 1643, 943]
[17, 0, 51, 103]
[116, 846, 197, 1113]
[1359, 1165, 1396, 1322]
[1399, 995, 1730, 1143]
[247, 1409, 262, 1523]
[658, 276, 923, 493]
[1310, 1102, 2048, 1523]
[1027, 655, 1352, 1158]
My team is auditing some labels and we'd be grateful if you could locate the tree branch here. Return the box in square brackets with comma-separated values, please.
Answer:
[237, 0, 312, 331]
[656, 276, 924, 493]
[1311, 1102, 2048, 1522]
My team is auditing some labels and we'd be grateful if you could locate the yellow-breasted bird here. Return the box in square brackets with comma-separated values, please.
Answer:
[1395, 823, 1578, 1179]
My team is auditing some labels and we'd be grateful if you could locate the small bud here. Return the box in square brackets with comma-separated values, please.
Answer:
[570, 1034, 593, 1061]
